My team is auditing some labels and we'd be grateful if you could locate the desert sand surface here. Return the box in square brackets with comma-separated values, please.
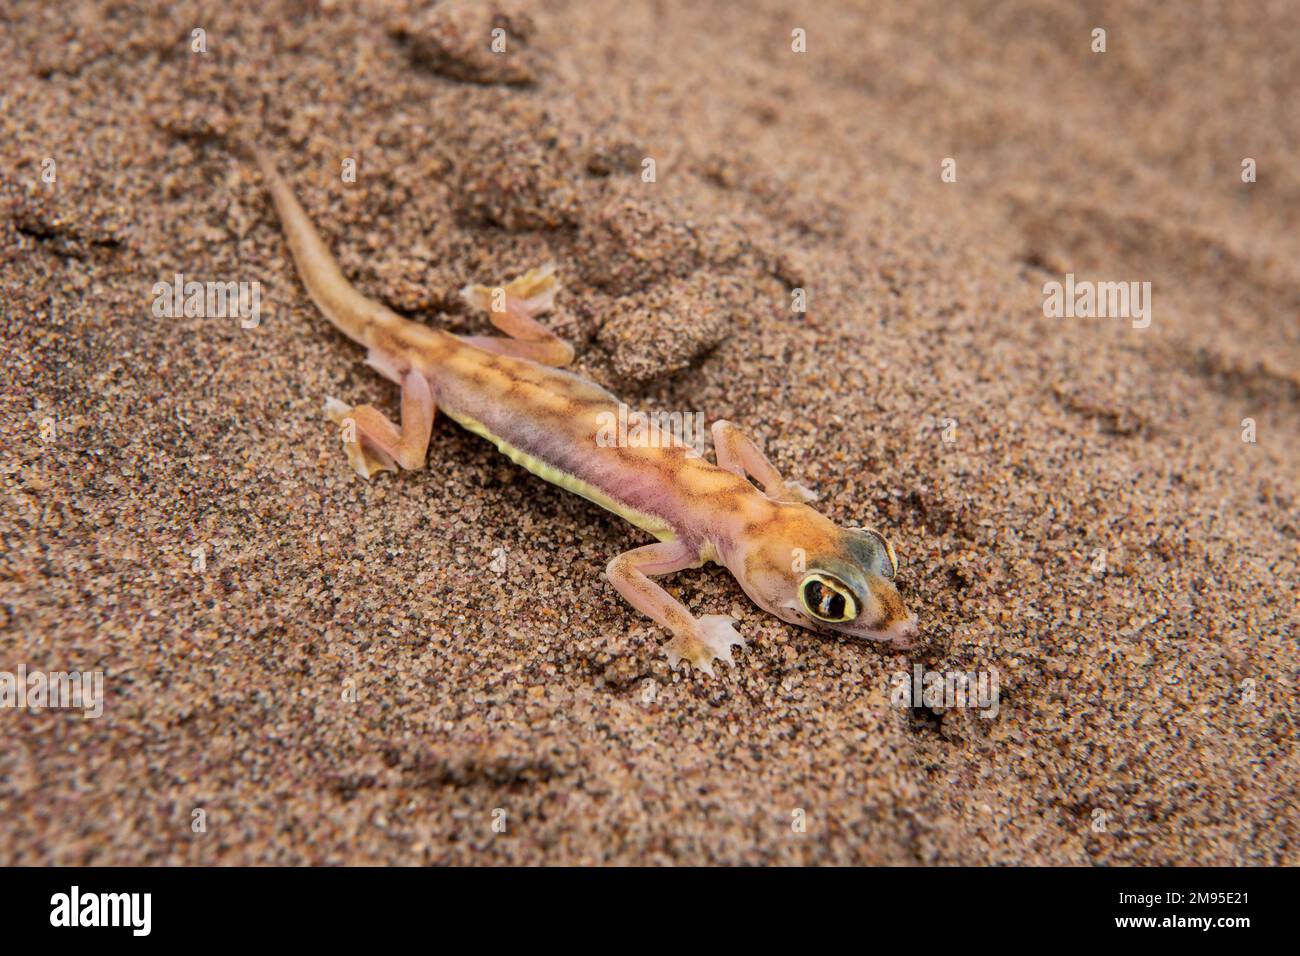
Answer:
[1, 0, 1296, 864]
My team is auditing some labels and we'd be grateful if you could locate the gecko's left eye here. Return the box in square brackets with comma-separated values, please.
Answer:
[799, 573, 859, 623]
[860, 527, 898, 579]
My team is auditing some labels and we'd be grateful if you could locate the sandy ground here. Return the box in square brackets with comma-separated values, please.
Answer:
[1, 0, 1296, 864]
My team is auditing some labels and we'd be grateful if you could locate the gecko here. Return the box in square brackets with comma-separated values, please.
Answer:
[254, 151, 918, 675]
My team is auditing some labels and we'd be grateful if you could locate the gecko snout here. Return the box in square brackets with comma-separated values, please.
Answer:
[883, 611, 919, 648]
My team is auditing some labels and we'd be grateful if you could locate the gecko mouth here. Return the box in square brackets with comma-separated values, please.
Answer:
[862, 613, 919, 647]
[776, 594, 916, 647]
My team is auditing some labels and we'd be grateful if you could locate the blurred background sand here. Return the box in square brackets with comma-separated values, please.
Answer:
[1, 0, 1296, 863]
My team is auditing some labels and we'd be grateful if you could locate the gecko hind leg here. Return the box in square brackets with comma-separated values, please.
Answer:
[325, 369, 436, 480]
[711, 420, 818, 503]
[605, 541, 746, 677]
[460, 265, 575, 367]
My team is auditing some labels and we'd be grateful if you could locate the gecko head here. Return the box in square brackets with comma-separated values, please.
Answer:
[729, 511, 918, 648]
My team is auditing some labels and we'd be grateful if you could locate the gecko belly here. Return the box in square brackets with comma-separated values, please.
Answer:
[442, 407, 679, 542]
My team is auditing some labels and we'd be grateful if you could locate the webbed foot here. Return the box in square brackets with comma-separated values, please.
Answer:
[662, 615, 746, 676]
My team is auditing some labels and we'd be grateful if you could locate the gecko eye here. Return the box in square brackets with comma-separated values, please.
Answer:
[860, 527, 898, 579]
[799, 574, 859, 623]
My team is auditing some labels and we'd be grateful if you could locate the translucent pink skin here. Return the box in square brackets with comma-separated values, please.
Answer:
[256, 150, 917, 675]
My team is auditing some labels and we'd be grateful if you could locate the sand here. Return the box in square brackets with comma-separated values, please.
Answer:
[0, 0, 1296, 864]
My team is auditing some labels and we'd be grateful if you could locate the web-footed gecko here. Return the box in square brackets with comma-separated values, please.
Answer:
[255, 151, 917, 675]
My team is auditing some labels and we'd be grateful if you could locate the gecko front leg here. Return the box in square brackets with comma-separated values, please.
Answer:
[325, 369, 436, 479]
[605, 541, 745, 676]
[711, 420, 818, 504]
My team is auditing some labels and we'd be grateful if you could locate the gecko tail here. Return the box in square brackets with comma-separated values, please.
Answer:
[253, 149, 399, 347]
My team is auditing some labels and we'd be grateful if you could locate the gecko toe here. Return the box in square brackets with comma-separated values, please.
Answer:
[324, 397, 351, 423]
[698, 614, 746, 657]
[790, 482, 820, 503]
[774, 481, 819, 504]
[663, 616, 744, 676]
